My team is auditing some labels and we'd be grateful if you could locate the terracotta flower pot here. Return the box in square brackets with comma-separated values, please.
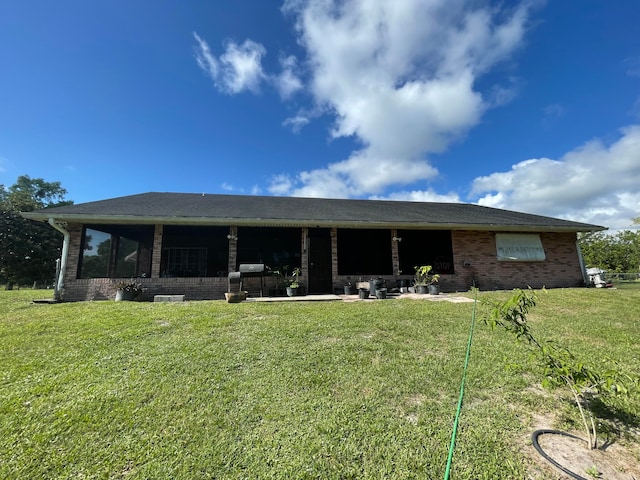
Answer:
[225, 291, 246, 303]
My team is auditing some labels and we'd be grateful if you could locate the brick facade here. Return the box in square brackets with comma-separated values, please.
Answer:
[59, 223, 585, 301]
[448, 230, 584, 291]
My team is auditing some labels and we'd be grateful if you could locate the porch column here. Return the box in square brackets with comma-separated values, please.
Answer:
[330, 227, 338, 288]
[64, 223, 83, 283]
[391, 229, 401, 276]
[301, 227, 309, 281]
[227, 226, 238, 273]
[151, 224, 163, 278]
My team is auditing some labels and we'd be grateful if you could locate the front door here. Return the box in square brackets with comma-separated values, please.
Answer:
[308, 228, 333, 294]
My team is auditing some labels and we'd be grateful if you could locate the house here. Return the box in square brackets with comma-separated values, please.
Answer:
[22, 192, 605, 301]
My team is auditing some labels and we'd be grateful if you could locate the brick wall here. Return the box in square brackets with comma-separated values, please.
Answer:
[58, 223, 585, 301]
[62, 277, 230, 302]
[448, 230, 584, 291]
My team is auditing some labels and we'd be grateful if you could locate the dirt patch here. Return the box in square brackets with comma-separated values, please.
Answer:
[523, 413, 640, 479]
[533, 431, 638, 479]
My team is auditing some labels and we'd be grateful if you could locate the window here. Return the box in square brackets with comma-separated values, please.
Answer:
[236, 227, 301, 271]
[160, 226, 228, 277]
[80, 229, 111, 278]
[496, 233, 545, 261]
[79, 225, 153, 278]
[162, 247, 207, 277]
[397, 230, 454, 274]
[337, 229, 393, 275]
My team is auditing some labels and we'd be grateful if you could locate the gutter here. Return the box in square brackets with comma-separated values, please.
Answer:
[48, 218, 70, 301]
[21, 212, 607, 233]
[575, 239, 589, 286]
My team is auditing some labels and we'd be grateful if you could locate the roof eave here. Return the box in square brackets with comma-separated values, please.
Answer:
[21, 212, 606, 233]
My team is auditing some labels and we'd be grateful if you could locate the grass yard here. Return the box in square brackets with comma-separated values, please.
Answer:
[1, 289, 639, 479]
[614, 278, 640, 291]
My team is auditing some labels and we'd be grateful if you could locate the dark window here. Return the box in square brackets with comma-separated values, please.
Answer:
[160, 226, 229, 277]
[162, 248, 207, 277]
[79, 225, 154, 279]
[236, 227, 301, 271]
[397, 230, 454, 275]
[337, 229, 393, 275]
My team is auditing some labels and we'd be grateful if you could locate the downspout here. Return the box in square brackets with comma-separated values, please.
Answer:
[48, 218, 70, 301]
[576, 239, 588, 286]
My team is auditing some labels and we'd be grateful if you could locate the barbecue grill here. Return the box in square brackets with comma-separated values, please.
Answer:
[228, 263, 266, 297]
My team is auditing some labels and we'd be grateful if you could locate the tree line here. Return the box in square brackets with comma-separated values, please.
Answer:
[0, 176, 71, 288]
[578, 225, 640, 273]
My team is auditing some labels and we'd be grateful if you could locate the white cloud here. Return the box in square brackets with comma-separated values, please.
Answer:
[543, 104, 566, 118]
[276, 0, 532, 197]
[488, 81, 520, 107]
[370, 189, 462, 203]
[268, 173, 295, 195]
[221, 182, 234, 191]
[193, 32, 266, 94]
[541, 103, 566, 128]
[194, 33, 302, 98]
[282, 115, 310, 133]
[471, 125, 640, 229]
[193, 32, 219, 80]
[274, 55, 303, 99]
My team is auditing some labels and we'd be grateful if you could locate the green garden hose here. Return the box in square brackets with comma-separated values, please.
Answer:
[443, 290, 477, 480]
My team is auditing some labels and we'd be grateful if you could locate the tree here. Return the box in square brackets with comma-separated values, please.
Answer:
[578, 230, 640, 273]
[0, 176, 72, 287]
[483, 289, 636, 451]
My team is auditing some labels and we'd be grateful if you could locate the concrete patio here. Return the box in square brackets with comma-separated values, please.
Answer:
[244, 292, 475, 303]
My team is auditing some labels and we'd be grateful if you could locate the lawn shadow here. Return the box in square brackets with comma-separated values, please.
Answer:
[589, 397, 640, 448]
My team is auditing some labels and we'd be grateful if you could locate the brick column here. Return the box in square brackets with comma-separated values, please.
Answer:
[227, 226, 238, 273]
[300, 227, 309, 282]
[330, 227, 338, 287]
[151, 224, 163, 278]
[391, 229, 401, 276]
[64, 223, 84, 282]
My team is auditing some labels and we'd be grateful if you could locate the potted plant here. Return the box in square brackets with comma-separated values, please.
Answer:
[344, 282, 355, 295]
[115, 280, 143, 301]
[286, 267, 302, 297]
[225, 291, 247, 303]
[413, 265, 440, 295]
[268, 265, 289, 296]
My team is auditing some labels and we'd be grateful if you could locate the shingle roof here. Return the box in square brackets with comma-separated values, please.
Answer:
[22, 192, 605, 232]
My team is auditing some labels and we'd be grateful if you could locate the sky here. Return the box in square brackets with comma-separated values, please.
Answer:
[1, 0, 639, 230]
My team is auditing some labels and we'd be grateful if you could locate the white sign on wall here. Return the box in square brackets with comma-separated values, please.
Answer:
[495, 233, 546, 262]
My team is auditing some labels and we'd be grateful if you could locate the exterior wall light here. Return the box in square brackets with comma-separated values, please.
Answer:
[227, 234, 238, 241]
[392, 236, 402, 242]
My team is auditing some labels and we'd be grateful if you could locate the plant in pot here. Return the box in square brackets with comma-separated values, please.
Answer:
[286, 268, 302, 297]
[344, 282, 355, 295]
[115, 280, 143, 301]
[269, 265, 289, 296]
[413, 265, 440, 294]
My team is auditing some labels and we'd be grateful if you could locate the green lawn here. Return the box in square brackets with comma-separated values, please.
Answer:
[614, 278, 640, 290]
[1, 289, 638, 479]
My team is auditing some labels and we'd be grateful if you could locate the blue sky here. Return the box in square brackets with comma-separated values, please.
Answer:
[1, 0, 639, 229]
